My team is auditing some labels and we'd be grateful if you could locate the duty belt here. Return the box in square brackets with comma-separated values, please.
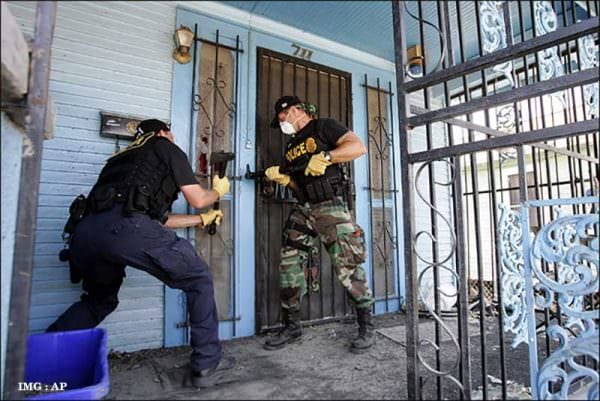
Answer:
[301, 176, 344, 205]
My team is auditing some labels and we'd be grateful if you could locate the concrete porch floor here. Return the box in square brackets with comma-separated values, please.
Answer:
[104, 312, 533, 400]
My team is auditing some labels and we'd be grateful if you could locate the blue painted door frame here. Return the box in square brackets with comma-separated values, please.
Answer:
[167, 6, 405, 345]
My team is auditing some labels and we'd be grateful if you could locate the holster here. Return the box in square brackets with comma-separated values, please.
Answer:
[63, 194, 89, 235]
[61, 194, 89, 284]
[69, 259, 82, 284]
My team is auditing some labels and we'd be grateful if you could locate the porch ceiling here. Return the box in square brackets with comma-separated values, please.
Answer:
[221, 1, 581, 73]
[222, 0, 395, 61]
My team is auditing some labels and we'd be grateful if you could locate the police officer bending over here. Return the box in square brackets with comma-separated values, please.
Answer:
[263, 96, 376, 353]
[47, 119, 234, 388]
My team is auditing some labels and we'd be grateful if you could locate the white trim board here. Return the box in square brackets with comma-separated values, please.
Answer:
[175, 1, 396, 72]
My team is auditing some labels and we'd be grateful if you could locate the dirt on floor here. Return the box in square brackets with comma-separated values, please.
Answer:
[104, 311, 533, 400]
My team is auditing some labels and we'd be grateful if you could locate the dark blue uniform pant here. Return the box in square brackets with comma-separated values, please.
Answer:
[47, 205, 222, 372]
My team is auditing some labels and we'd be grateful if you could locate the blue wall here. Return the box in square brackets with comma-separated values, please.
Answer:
[1, 112, 24, 394]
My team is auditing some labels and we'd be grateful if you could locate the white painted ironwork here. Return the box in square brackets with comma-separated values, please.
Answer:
[534, 1, 568, 109]
[531, 207, 599, 400]
[479, 1, 517, 134]
[480, 1, 515, 87]
[498, 204, 529, 348]
[578, 33, 599, 119]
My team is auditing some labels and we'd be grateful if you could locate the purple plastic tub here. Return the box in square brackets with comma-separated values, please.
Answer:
[24, 328, 109, 400]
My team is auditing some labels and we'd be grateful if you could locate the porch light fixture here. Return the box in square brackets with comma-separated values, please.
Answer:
[407, 45, 424, 78]
[173, 25, 194, 64]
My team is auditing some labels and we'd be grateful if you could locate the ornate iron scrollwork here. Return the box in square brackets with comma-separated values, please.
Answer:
[193, 76, 236, 138]
[479, 1, 517, 134]
[480, 1, 515, 87]
[368, 116, 391, 162]
[413, 159, 465, 396]
[534, 1, 567, 109]
[498, 203, 529, 348]
[530, 208, 599, 400]
[578, 33, 599, 119]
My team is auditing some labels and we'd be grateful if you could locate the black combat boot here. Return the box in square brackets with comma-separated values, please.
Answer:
[263, 308, 302, 350]
[350, 307, 376, 353]
[185, 356, 236, 388]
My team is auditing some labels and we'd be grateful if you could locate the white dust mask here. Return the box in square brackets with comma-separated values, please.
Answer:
[279, 121, 297, 135]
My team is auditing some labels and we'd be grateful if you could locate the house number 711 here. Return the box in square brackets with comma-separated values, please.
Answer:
[291, 43, 313, 60]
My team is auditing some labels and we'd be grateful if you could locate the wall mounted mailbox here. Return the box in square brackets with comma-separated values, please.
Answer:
[99, 112, 144, 141]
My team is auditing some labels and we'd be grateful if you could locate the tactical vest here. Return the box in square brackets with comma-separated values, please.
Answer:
[87, 134, 178, 223]
[282, 119, 344, 203]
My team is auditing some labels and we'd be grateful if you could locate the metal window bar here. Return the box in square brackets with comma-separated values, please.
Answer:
[364, 74, 377, 314]
[190, 28, 241, 330]
[362, 75, 401, 314]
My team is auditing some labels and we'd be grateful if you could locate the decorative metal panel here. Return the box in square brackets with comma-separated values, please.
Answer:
[578, 33, 599, 119]
[479, 1, 517, 144]
[534, 1, 567, 109]
[530, 205, 599, 400]
[500, 198, 599, 400]
[497, 203, 528, 348]
[479, 1, 514, 87]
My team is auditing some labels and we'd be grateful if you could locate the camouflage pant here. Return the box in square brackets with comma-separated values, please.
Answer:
[279, 196, 374, 310]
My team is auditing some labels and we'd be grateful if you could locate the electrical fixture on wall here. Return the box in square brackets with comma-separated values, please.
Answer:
[173, 25, 195, 64]
[407, 45, 424, 78]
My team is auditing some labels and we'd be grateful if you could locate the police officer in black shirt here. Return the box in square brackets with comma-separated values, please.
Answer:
[47, 119, 234, 388]
[262, 96, 376, 353]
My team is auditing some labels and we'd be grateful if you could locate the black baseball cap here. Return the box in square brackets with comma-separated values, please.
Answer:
[136, 119, 170, 137]
[270, 95, 301, 128]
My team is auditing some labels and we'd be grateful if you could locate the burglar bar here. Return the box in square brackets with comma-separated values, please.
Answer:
[190, 27, 241, 332]
[364, 74, 377, 313]
[376, 77, 390, 312]
[232, 33, 240, 337]
[364, 74, 403, 314]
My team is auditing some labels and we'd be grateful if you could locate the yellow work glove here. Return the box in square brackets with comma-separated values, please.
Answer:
[265, 166, 291, 186]
[304, 151, 332, 176]
[212, 175, 230, 199]
[200, 209, 224, 226]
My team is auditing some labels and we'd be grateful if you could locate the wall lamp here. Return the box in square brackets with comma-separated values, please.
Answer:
[173, 25, 195, 64]
[406, 45, 424, 78]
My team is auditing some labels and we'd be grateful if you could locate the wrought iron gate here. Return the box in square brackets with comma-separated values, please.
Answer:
[393, 1, 598, 399]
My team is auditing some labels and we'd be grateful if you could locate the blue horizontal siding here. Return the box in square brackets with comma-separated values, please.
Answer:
[7, 0, 173, 352]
